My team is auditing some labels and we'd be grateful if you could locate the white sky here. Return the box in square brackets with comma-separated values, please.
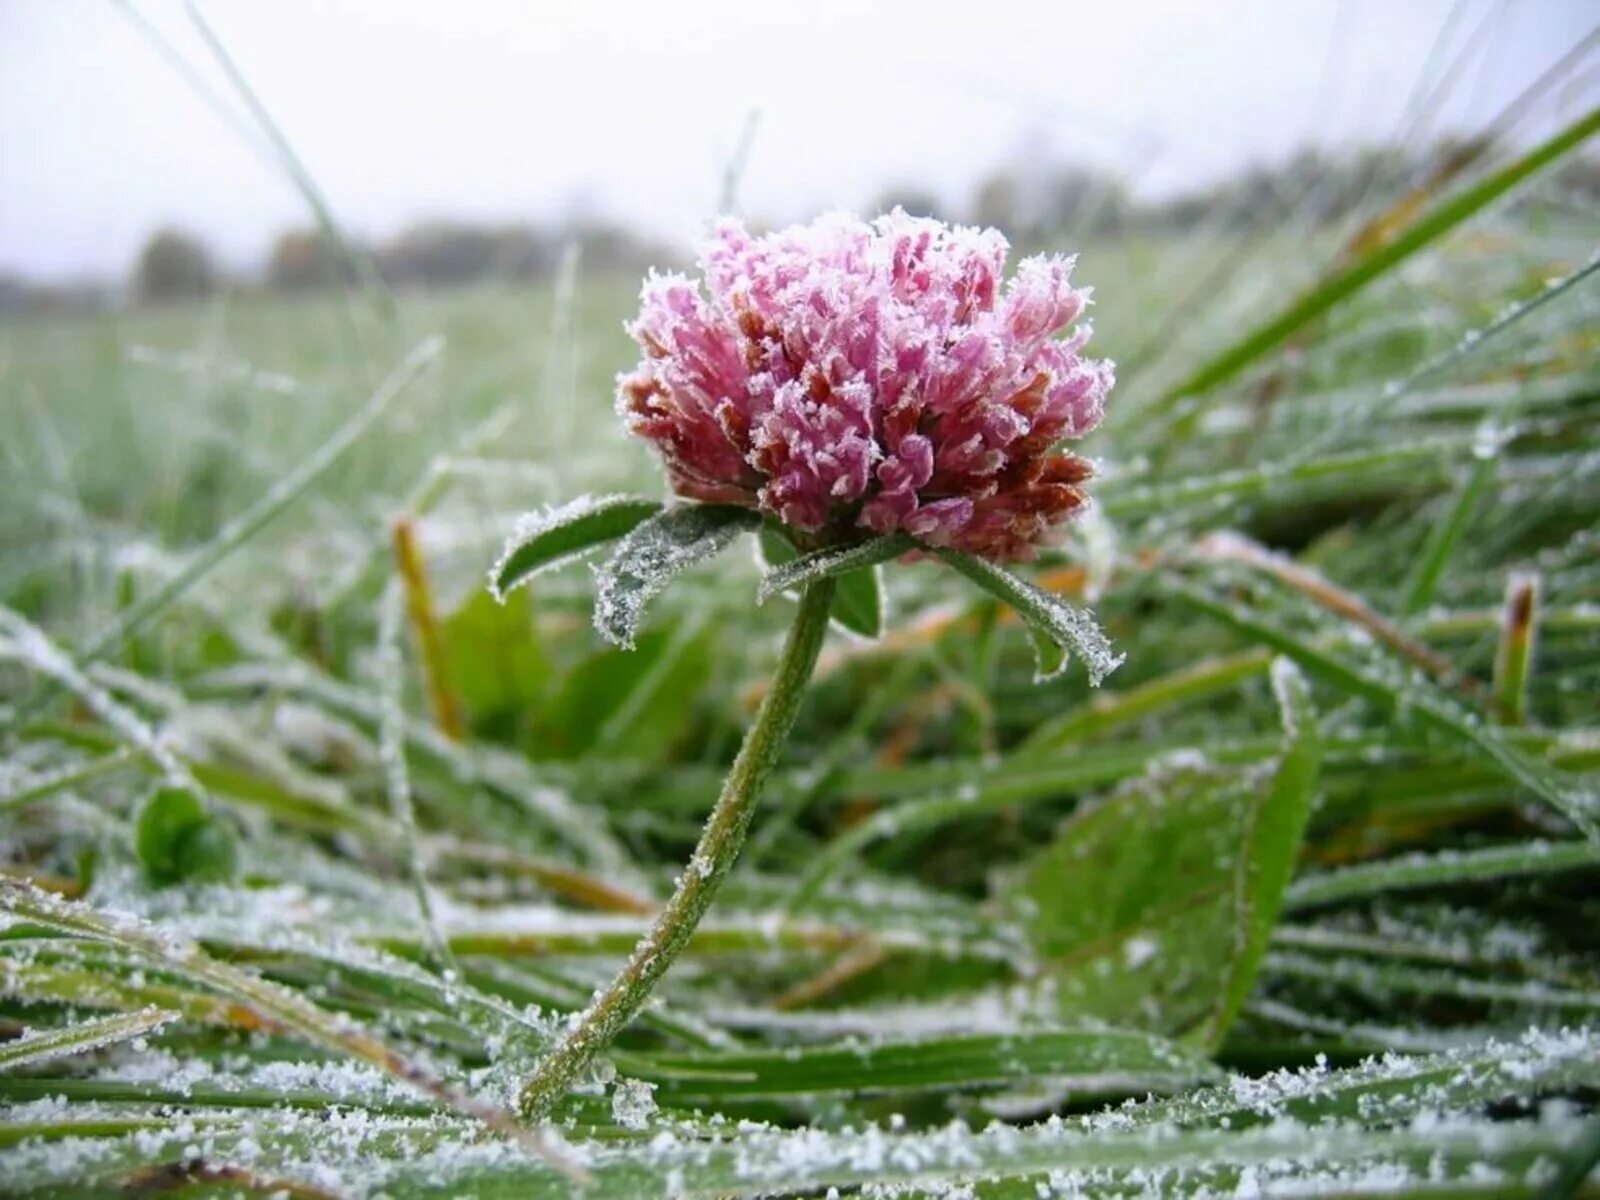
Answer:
[1, 0, 1594, 279]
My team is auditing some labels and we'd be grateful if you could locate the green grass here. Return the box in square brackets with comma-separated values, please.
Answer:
[2, 141, 1600, 1194]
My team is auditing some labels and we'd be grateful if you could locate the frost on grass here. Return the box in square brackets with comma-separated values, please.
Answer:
[8, 160, 1600, 1198]
[0, 1008, 177, 1073]
[0, 605, 199, 794]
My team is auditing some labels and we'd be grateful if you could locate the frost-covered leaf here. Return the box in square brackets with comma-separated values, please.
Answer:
[592, 503, 759, 648]
[756, 529, 907, 637]
[934, 548, 1122, 684]
[489, 494, 662, 601]
[1017, 662, 1320, 1045]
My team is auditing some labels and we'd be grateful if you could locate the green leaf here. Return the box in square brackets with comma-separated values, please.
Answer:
[0, 1008, 178, 1074]
[172, 817, 239, 884]
[387, 1111, 1587, 1198]
[540, 624, 711, 761]
[1017, 661, 1319, 1045]
[592, 504, 759, 648]
[443, 587, 550, 735]
[935, 548, 1122, 684]
[1201, 657, 1321, 1048]
[134, 787, 204, 882]
[757, 527, 903, 638]
[1398, 451, 1494, 615]
[489, 494, 663, 601]
[135, 787, 238, 885]
[1118, 1024, 1600, 1132]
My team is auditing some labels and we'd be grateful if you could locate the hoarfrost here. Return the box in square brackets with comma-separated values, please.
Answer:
[611, 1077, 658, 1130]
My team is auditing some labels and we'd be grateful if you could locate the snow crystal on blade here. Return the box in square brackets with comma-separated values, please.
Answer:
[611, 1078, 659, 1130]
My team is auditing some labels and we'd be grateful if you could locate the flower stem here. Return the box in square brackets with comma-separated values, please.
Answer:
[518, 578, 837, 1121]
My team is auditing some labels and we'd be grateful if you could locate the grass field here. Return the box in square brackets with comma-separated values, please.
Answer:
[2, 116, 1600, 1195]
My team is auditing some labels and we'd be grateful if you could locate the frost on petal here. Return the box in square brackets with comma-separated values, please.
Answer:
[614, 210, 1114, 560]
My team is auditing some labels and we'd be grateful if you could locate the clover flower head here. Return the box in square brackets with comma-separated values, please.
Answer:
[617, 210, 1113, 561]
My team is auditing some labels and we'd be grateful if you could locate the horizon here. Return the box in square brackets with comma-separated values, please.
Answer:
[2, 0, 1596, 284]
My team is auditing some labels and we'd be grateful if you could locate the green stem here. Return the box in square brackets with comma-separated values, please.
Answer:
[518, 578, 837, 1121]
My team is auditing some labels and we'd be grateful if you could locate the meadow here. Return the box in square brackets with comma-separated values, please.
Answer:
[2, 114, 1600, 1195]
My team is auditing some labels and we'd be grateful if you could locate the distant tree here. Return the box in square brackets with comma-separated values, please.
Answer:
[265, 229, 330, 292]
[565, 220, 679, 277]
[970, 171, 1023, 233]
[0, 273, 30, 315]
[869, 185, 943, 219]
[133, 228, 218, 303]
[1037, 166, 1133, 236]
[489, 226, 559, 280]
[376, 221, 553, 288]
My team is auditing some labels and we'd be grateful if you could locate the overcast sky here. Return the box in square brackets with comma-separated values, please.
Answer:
[1, 0, 1595, 280]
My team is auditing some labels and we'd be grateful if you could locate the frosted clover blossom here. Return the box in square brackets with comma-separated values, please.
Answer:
[621, 210, 1112, 560]
[491, 211, 1121, 1123]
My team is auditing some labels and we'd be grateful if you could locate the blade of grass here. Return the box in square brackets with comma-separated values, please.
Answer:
[184, 0, 399, 332]
[391, 517, 465, 741]
[1018, 651, 1271, 757]
[377, 580, 456, 978]
[1494, 572, 1540, 726]
[1099, 437, 1464, 521]
[1198, 532, 1481, 697]
[629, 1028, 1218, 1101]
[1156, 101, 1600, 406]
[1399, 445, 1497, 614]
[1285, 839, 1600, 910]
[0, 749, 138, 814]
[0, 608, 201, 795]
[1199, 658, 1322, 1049]
[0, 1008, 177, 1074]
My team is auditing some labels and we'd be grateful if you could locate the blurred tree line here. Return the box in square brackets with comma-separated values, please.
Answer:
[886, 137, 1557, 246]
[262, 218, 675, 294]
[2, 141, 1596, 314]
